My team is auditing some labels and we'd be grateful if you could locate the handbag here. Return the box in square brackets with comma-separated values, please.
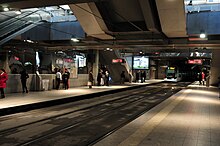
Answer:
[100, 78, 104, 85]
[87, 81, 92, 86]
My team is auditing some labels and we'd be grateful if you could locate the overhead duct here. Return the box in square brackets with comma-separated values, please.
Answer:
[69, 3, 113, 40]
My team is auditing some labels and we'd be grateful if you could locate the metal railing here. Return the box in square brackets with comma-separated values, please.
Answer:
[186, 3, 220, 13]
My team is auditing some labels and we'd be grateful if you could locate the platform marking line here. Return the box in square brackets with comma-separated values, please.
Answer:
[118, 89, 190, 146]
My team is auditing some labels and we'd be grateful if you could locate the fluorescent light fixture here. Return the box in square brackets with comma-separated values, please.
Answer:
[24, 39, 34, 43]
[59, 5, 70, 10]
[71, 38, 79, 42]
[106, 48, 110, 50]
[3, 7, 9, 11]
[200, 33, 206, 38]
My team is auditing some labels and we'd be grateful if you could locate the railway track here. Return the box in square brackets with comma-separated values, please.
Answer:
[0, 82, 190, 146]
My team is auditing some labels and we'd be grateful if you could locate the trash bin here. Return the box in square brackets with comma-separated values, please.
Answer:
[42, 79, 49, 91]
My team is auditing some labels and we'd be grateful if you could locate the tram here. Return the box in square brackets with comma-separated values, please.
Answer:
[164, 66, 182, 82]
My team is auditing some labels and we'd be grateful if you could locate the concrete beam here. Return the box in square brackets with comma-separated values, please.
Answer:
[69, 3, 113, 40]
[0, 0, 108, 10]
[155, 0, 187, 38]
[138, 0, 159, 32]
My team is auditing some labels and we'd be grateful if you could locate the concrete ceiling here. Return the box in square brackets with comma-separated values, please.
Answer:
[0, 0, 218, 52]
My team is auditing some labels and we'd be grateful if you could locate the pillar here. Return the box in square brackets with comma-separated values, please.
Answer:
[93, 50, 99, 84]
[210, 49, 220, 86]
[3, 52, 10, 73]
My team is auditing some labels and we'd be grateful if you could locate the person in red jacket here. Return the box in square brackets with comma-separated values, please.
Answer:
[201, 71, 205, 85]
[0, 69, 8, 98]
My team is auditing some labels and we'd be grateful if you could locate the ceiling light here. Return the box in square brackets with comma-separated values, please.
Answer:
[71, 38, 79, 42]
[59, 5, 70, 10]
[3, 7, 9, 11]
[200, 33, 206, 39]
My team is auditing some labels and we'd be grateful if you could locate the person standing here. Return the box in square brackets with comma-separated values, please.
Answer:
[201, 71, 205, 85]
[88, 70, 94, 88]
[0, 69, 8, 99]
[105, 70, 110, 86]
[20, 69, 29, 93]
[141, 70, 146, 83]
[56, 69, 62, 90]
[136, 70, 140, 83]
[120, 71, 125, 84]
[97, 69, 102, 86]
[62, 69, 70, 90]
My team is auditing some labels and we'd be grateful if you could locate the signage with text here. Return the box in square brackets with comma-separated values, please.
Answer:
[112, 58, 125, 63]
[188, 59, 202, 64]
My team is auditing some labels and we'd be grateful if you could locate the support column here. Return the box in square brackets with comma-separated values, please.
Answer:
[210, 49, 220, 86]
[93, 50, 99, 84]
[3, 52, 10, 73]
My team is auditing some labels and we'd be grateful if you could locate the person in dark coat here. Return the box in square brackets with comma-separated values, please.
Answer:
[0, 69, 8, 98]
[20, 69, 29, 93]
[105, 70, 110, 86]
[62, 69, 70, 90]
[97, 69, 102, 86]
[136, 70, 140, 83]
[141, 70, 146, 83]
[198, 72, 202, 85]
[88, 70, 94, 88]
[120, 71, 125, 84]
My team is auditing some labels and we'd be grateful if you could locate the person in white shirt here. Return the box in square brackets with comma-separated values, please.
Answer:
[56, 69, 62, 90]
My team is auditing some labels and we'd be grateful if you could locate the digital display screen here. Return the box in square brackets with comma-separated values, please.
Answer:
[133, 56, 149, 69]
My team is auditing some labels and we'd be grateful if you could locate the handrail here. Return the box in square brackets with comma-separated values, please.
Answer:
[0, 9, 51, 28]
[0, 9, 51, 38]
[0, 21, 44, 45]
[186, 3, 220, 13]
[0, 10, 39, 28]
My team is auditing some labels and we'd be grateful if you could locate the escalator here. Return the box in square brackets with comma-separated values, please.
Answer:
[99, 50, 130, 83]
[0, 10, 51, 45]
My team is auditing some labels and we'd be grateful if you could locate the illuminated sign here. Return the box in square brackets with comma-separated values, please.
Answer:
[133, 56, 149, 69]
[14, 56, 19, 61]
[188, 59, 202, 64]
[112, 58, 125, 63]
[64, 58, 73, 63]
[168, 67, 175, 70]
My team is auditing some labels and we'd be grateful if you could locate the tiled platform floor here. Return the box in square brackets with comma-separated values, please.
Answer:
[0, 80, 162, 110]
[94, 82, 220, 146]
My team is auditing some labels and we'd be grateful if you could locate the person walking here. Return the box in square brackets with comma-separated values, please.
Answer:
[56, 69, 62, 90]
[20, 69, 29, 93]
[0, 69, 8, 99]
[88, 70, 94, 88]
